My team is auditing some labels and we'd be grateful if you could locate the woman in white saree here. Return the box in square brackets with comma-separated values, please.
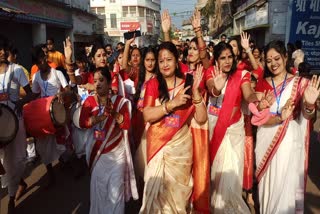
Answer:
[205, 42, 260, 213]
[252, 40, 320, 213]
[79, 67, 138, 214]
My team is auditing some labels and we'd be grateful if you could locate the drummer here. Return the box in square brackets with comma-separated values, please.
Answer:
[30, 45, 71, 188]
[0, 35, 33, 213]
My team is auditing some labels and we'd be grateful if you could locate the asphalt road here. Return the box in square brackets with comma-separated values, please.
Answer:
[1, 121, 320, 214]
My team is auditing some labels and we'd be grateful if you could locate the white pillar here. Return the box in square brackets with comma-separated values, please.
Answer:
[32, 23, 46, 46]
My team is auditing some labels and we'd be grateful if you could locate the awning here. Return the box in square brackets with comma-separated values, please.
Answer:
[0, 3, 72, 28]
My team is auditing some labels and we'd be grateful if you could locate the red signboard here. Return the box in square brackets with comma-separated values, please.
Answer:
[147, 22, 153, 32]
[120, 22, 140, 31]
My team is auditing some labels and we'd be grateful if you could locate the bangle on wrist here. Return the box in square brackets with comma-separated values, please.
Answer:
[165, 101, 173, 113]
[162, 103, 169, 115]
[305, 107, 315, 114]
[192, 96, 202, 104]
[245, 48, 251, 53]
[196, 33, 203, 38]
[194, 100, 204, 107]
[211, 88, 221, 97]
[198, 45, 206, 52]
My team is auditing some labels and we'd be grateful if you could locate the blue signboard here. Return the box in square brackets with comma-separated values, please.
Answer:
[288, 0, 320, 72]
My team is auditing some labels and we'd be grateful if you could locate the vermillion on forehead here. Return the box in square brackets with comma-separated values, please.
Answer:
[158, 49, 175, 61]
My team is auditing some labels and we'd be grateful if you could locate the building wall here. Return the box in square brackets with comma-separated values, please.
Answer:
[0, 20, 33, 69]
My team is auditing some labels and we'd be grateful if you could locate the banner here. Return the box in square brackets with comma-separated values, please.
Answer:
[288, 0, 320, 71]
[120, 22, 140, 31]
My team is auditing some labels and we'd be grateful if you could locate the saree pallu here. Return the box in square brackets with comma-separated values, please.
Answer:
[209, 114, 250, 214]
[255, 77, 309, 213]
[140, 78, 209, 213]
[85, 96, 138, 214]
[140, 124, 194, 214]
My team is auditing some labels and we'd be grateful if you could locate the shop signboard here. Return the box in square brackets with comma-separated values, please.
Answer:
[288, 0, 320, 71]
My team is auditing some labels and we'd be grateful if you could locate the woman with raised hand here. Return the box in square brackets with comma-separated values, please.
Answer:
[79, 67, 138, 214]
[140, 42, 209, 213]
[252, 40, 319, 213]
[205, 42, 260, 213]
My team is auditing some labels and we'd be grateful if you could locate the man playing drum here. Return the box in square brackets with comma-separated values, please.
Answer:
[0, 35, 33, 213]
[29, 45, 70, 188]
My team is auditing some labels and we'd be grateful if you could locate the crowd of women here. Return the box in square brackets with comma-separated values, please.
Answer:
[0, 8, 319, 214]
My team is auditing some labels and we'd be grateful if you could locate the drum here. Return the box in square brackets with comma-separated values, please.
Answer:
[23, 96, 66, 138]
[70, 102, 83, 129]
[0, 103, 19, 148]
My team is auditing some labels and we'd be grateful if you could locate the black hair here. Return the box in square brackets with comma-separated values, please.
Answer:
[295, 40, 302, 49]
[0, 35, 11, 62]
[32, 45, 46, 64]
[94, 67, 111, 84]
[228, 37, 242, 60]
[89, 43, 106, 71]
[156, 42, 184, 103]
[214, 42, 237, 76]
[263, 40, 291, 78]
[134, 46, 157, 103]
[47, 38, 54, 44]
[220, 34, 227, 39]
[298, 62, 311, 78]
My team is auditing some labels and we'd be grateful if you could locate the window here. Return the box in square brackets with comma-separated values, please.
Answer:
[110, 0, 116, 3]
[122, 6, 128, 17]
[110, 14, 117, 28]
[129, 6, 136, 16]
[96, 7, 105, 15]
[138, 7, 144, 17]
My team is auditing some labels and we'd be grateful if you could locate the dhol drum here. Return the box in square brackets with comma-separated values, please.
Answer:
[70, 102, 83, 129]
[23, 96, 66, 138]
[0, 103, 19, 148]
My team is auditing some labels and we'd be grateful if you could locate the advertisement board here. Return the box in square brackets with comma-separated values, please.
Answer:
[288, 0, 320, 71]
[120, 22, 140, 31]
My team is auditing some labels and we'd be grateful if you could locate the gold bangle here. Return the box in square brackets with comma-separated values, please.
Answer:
[165, 101, 173, 113]
[196, 33, 202, 38]
[192, 96, 202, 103]
[194, 100, 204, 107]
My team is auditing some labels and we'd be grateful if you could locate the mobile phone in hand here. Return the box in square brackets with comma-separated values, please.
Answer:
[184, 73, 194, 95]
[124, 30, 141, 40]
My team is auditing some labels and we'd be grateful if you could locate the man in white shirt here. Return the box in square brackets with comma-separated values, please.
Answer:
[0, 36, 33, 213]
[31, 46, 70, 188]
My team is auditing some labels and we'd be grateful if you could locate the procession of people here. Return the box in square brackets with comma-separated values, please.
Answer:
[0, 8, 318, 214]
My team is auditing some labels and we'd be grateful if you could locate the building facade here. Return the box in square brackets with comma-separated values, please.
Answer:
[90, 0, 161, 46]
[0, 0, 101, 69]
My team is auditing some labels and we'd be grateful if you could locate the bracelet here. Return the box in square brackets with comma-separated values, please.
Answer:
[245, 48, 251, 53]
[162, 103, 169, 115]
[196, 33, 203, 38]
[305, 107, 315, 114]
[165, 101, 173, 113]
[192, 96, 202, 104]
[211, 88, 221, 97]
[198, 44, 206, 52]
[194, 100, 204, 107]
[193, 26, 201, 31]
